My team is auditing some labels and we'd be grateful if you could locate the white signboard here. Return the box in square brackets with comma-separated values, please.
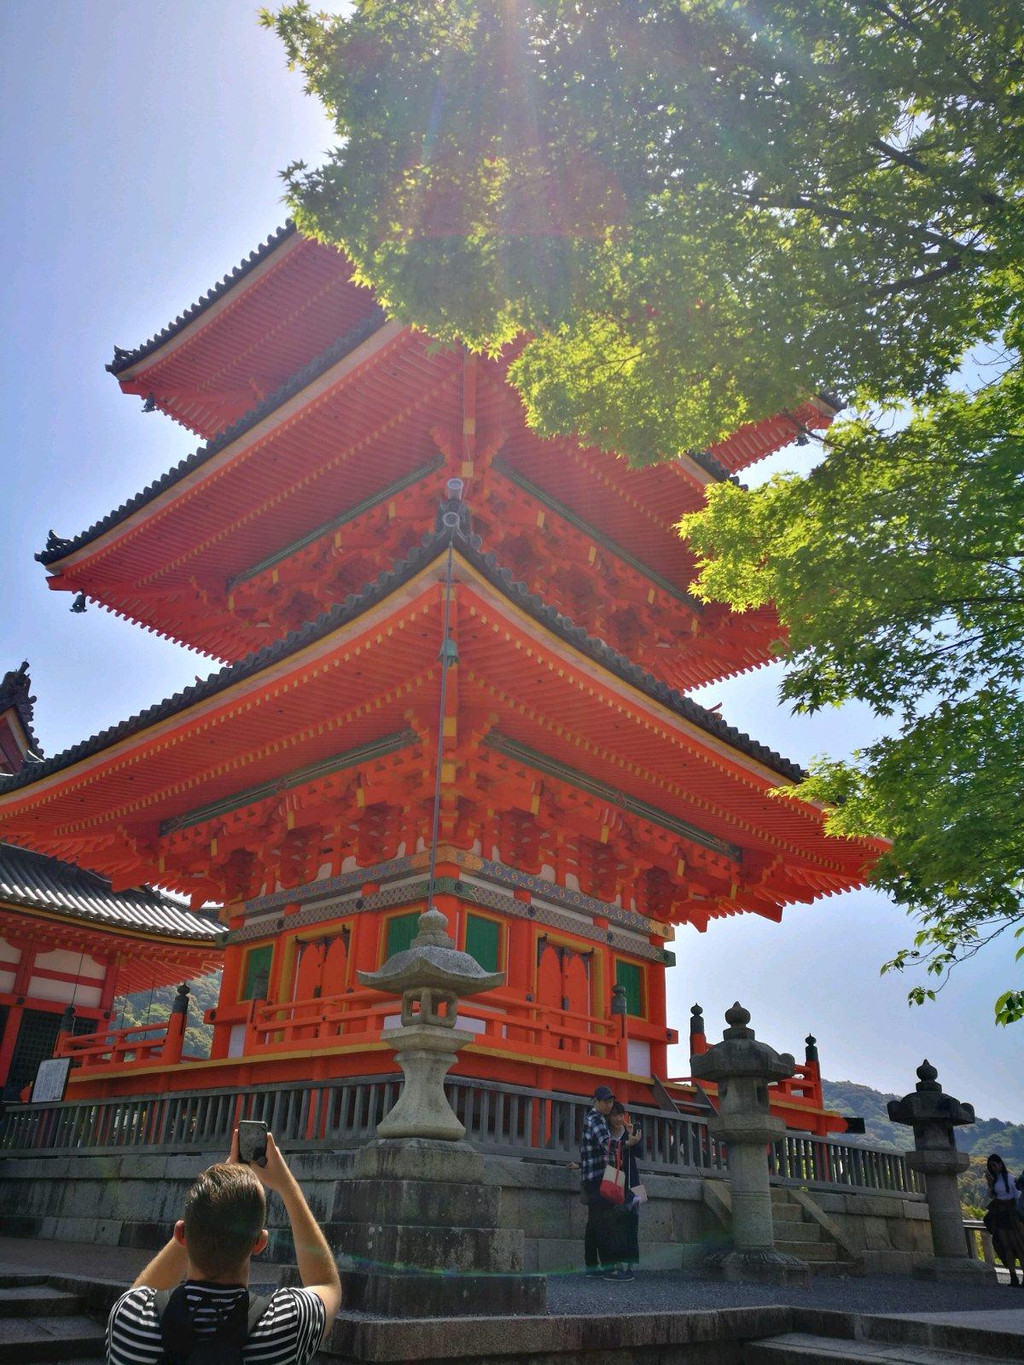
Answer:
[31, 1057, 72, 1104]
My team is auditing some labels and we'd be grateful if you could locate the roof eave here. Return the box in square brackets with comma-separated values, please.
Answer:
[106, 223, 298, 379]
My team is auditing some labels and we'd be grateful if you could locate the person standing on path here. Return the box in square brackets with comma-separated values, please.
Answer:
[605, 1101, 644, 1281]
[986, 1153, 1024, 1286]
[579, 1084, 617, 1275]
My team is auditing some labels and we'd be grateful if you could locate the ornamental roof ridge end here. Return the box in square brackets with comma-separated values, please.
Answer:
[0, 659, 42, 757]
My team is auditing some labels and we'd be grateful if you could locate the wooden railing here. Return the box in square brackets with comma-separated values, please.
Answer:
[51, 987, 633, 1077]
[0, 1073, 721, 1174]
[769, 1130, 922, 1195]
[0, 1072, 933, 1204]
[56, 1015, 191, 1068]
[245, 986, 625, 1060]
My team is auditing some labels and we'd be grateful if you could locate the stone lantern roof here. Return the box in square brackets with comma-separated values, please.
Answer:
[358, 906, 504, 997]
[886, 1060, 976, 1129]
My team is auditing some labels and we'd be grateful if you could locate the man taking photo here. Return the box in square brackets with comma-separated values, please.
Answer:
[106, 1129, 340, 1364]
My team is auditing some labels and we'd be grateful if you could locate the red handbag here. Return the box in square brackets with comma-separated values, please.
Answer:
[599, 1140, 626, 1205]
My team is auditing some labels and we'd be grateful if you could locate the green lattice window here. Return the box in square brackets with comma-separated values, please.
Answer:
[385, 912, 420, 960]
[241, 944, 273, 1002]
[7, 1009, 62, 1090]
[615, 959, 645, 1018]
[465, 914, 501, 973]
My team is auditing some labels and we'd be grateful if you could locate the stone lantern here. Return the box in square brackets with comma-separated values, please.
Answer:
[887, 1060, 992, 1280]
[332, 905, 546, 1316]
[690, 1002, 809, 1285]
[358, 904, 503, 1140]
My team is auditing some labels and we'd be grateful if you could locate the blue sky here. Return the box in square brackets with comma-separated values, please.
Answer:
[1, 1, 1019, 1123]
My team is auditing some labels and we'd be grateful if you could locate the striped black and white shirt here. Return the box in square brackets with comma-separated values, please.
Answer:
[106, 1281, 326, 1365]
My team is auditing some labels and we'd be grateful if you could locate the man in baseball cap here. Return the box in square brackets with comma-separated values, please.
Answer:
[578, 1084, 617, 1274]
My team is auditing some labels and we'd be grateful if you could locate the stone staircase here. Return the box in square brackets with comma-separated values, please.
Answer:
[772, 1186, 860, 1276]
[0, 1274, 106, 1363]
[744, 1307, 1024, 1364]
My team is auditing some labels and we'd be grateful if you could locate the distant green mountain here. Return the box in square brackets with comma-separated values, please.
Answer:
[822, 1078, 1024, 1166]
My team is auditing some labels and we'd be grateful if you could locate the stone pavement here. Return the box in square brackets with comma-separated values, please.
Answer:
[2, 1235, 1022, 1363]
[2, 1234, 1023, 1323]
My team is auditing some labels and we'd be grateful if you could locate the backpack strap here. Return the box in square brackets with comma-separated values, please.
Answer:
[154, 1284, 273, 1360]
[246, 1292, 274, 1337]
[155, 1285, 196, 1365]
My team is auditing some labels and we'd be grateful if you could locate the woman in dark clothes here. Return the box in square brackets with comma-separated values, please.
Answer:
[986, 1153, 1024, 1285]
[606, 1101, 644, 1281]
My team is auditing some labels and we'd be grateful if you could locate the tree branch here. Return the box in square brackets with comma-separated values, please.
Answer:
[869, 139, 1007, 209]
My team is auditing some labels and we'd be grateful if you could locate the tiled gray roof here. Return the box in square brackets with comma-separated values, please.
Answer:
[0, 842, 222, 940]
[38, 306, 388, 566]
[106, 223, 297, 375]
[6, 511, 804, 793]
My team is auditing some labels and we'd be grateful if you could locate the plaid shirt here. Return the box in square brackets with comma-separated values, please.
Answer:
[579, 1106, 612, 1192]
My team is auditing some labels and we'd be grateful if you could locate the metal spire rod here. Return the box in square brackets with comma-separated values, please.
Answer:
[425, 482, 463, 909]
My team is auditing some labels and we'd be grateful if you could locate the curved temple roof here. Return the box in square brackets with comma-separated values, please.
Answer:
[106, 223, 299, 377]
[0, 841, 221, 942]
[38, 307, 389, 568]
[40, 224, 837, 580]
[9, 516, 804, 793]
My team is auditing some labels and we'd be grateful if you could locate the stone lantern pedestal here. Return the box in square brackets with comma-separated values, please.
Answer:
[888, 1061, 993, 1282]
[691, 1003, 810, 1286]
[329, 906, 546, 1316]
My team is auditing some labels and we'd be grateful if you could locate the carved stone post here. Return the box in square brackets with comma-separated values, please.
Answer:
[887, 1060, 993, 1280]
[691, 1002, 810, 1285]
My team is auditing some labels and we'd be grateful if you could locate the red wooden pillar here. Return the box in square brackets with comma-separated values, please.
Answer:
[0, 938, 34, 1091]
[266, 905, 297, 1003]
[804, 1034, 831, 1152]
[208, 911, 245, 1060]
[431, 863, 461, 914]
[0, 1005, 23, 1091]
[505, 896, 532, 993]
[349, 905, 380, 979]
[219, 914, 246, 1000]
[99, 953, 121, 1021]
[647, 943, 669, 1076]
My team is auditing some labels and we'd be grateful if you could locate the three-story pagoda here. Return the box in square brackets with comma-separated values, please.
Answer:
[0, 225, 883, 1116]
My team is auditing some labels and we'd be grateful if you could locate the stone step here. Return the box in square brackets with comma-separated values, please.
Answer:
[772, 1202, 805, 1222]
[790, 1310, 1024, 1359]
[773, 1221, 824, 1244]
[776, 1239, 838, 1262]
[0, 1313, 106, 1363]
[0, 1274, 49, 1290]
[339, 1266, 547, 1318]
[804, 1259, 864, 1278]
[0, 1284, 87, 1318]
[745, 1331, 1005, 1364]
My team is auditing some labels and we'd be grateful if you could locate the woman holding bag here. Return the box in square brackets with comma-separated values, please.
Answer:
[605, 1102, 644, 1281]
